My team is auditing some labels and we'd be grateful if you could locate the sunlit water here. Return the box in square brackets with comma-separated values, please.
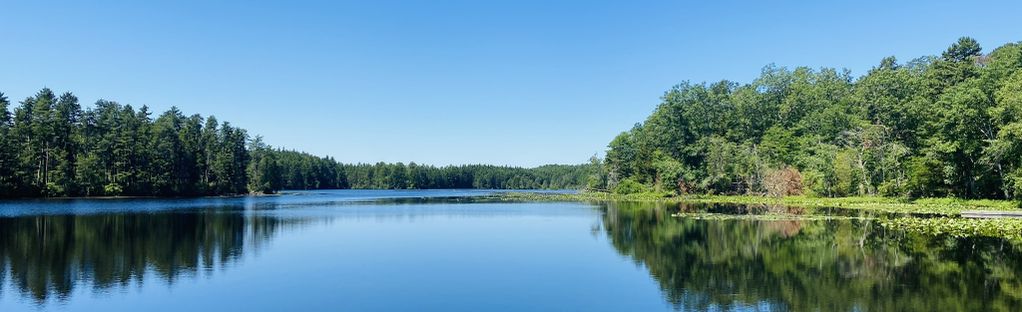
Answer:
[1, 190, 1019, 311]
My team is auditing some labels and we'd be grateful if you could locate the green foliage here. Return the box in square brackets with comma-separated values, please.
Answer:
[906, 156, 944, 198]
[881, 217, 1022, 241]
[651, 151, 685, 193]
[338, 162, 591, 190]
[613, 178, 649, 194]
[604, 37, 1022, 200]
[0, 92, 16, 197]
[103, 183, 122, 196]
[247, 136, 281, 194]
[831, 149, 856, 197]
[584, 155, 608, 191]
[942, 37, 982, 62]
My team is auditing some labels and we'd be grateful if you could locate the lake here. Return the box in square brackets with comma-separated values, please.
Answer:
[1, 190, 1019, 311]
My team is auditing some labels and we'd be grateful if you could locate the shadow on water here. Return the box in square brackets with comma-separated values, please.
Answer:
[599, 201, 1022, 311]
[0, 210, 308, 304]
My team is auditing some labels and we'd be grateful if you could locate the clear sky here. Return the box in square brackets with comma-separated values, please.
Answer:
[2, 1, 1020, 167]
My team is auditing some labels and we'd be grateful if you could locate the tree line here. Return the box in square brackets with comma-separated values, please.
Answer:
[346, 163, 590, 190]
[0, 90, 591, 198]
[251, 147, 593, 193]
[593, 37, 1022, 199]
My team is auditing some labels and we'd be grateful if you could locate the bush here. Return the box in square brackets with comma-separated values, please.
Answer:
[906, 157, 944, 198]
[43, 182, 64, 197]
[585, 175, 606, 192]
[802, 170, 826, 197]
[877, 180, 906, 197]
[763, 167, 803, 198]
[1007, 168, 1022, 200]
[104, 183, 123, 196]
[614, 178, 649, 195]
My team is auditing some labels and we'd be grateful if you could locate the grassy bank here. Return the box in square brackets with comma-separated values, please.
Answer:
[501, 192, 1020, 215]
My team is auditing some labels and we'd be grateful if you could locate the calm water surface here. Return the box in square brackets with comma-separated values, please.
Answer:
[1, 190, 1019, 311]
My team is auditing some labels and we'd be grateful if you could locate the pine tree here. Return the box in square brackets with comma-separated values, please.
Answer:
[0, 93, 17, 196]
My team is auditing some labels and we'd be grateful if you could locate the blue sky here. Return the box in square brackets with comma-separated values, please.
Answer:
[2, 1, 1020, 167]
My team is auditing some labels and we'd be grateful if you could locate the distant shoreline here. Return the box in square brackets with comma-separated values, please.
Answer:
[0, 188, 578, 201]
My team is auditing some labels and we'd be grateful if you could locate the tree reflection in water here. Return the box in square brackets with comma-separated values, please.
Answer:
[0, 210, 303, 303]
[3, 199, 1021, 311]
[600, 201, 1022, 311]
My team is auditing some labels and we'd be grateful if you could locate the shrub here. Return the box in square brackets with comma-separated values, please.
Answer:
[877, 180, 905, 197]
[906, 157, 944, 198]
[614, 178, 649, 195]
[802, 170, 826, 197]
[43, 182, 64, 197]
[763, 167, 803, 198]
[104, 183, 123, 196]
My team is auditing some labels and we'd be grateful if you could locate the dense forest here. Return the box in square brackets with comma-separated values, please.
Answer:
[594, 37, 1022, 200]
[0, 91, 591, 198]
[252, 146, 592, 192]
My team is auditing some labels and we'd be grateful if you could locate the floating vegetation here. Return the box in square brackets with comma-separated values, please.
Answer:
[499, 191, 1022, 241]
[669, 212, 868, 221]
[880, 217, 1022, 242]
[497, 192, 1021, 216]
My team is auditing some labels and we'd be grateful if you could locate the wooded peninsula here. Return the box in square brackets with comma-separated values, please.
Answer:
[588, 37, 1022, 202]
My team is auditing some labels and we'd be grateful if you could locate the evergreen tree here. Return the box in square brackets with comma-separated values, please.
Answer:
[0, 93, 16, 196]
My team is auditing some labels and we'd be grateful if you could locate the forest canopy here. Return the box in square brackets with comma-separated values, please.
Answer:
[594, 37, 1022, 200]
[0, 92, 591, 198]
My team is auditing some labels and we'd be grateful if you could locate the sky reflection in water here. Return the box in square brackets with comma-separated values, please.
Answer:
[1, 190, 1019, 311]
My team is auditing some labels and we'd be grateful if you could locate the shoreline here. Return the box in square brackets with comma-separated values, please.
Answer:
[0, 192, 272, 201]
[497, 191, 1022, 241]
[496, 192, 1021, 215]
